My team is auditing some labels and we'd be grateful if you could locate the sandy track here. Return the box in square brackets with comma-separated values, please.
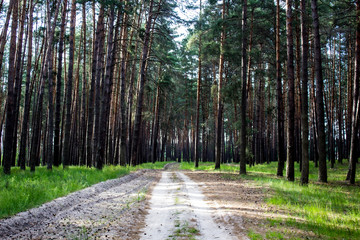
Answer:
[140, 171, 239, 240]
[0, 169, 159, 240]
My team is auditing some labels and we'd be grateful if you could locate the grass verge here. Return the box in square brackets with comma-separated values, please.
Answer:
[180, 161, 360, 239]
[0, 161, 171, 219]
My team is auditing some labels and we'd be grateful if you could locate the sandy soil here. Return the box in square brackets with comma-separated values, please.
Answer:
[184, 171, 270, 237]
[0, 169, 160, 240]
[140, 171, 240, 239]
[184, 171, 314, 239]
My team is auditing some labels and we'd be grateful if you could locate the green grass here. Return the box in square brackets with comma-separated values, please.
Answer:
[180, 161, 360, 239]
[0, 161, 171, 219]
[169, 220, 199, 239]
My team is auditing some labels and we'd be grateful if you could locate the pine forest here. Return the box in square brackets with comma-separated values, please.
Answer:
[0, 0, 359, 239]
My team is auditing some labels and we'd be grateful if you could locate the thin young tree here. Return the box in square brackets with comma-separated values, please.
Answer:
[194, 0, 202, 168]
[276, 0, 286, 177]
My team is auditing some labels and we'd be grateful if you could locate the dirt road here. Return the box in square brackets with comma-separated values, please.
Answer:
[140, 171, 241, 239]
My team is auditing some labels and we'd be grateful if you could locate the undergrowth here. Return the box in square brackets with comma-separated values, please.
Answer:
[0, 161, 171, 219]
[180, 161, 360, 240]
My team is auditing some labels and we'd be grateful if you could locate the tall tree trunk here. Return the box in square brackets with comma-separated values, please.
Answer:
[63, 0, 77, 168]
[13, 0, 27, 167]
[19, 0, 35, 170]
[3, 0, 18, 174]
[54, 0, 68, 167]
[119, 8, 129, 166]
[96, 8, 116, 170]
[45, 0, 61, 170]
[215, 0, 226, 170]
[300, 0, 310, 185]
[80, 2, 87, 166]
[93, 5, 106, 168]
[276, 0, 286, 177]
[311, 0, 327, 182]
[87, 5, 104, 167]
[286, 0, 295, 181]
[195, 0, 202, 168]
[246, 8, 254, 163]
[127, 2, 144, 165]
[130, 0, 154, 166]
[347, 0, 360, 184]
[240, 0, 247, 174]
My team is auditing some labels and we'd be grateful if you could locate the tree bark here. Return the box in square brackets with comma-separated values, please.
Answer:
[54, 0, 68, 167]
[87, 5, 104, 167]
[215, 0, 226, 170]
[3, 0, 18, 174]
[151, 67, 161, 164]
[195, 0, 202, 168]
[311, 0, 327, 182]
[286, 0, 296, 181]
[63, 0, 77, 168]
[45, 0, 61, 170]
[80, 2, 87, 166]
[276, 0, 286, 177]
[119, 8, 129, 166]
[300, 0, 309, 185]
[19, 0, 35, 170]
[240, 0, 247, 174]
[96, 7, 116, 170]
[347, 0, 360, 184]
[130, 0, 154, 166]
[13, 0, 28, 167]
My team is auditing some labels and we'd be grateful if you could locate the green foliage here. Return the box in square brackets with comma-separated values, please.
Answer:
[180, 161, 360, 239]
[0, 162, 171, 219]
